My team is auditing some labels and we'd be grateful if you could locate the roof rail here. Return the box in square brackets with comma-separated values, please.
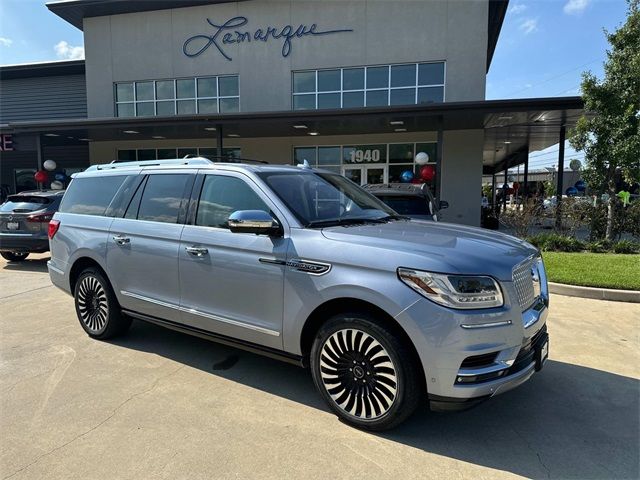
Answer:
[86, 157, 214, 171]
[199, 155, 269, 165]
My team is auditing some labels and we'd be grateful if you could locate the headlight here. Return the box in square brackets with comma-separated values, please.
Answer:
[397, 268, 504, 309]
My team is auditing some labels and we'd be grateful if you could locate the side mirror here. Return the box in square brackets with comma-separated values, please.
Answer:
[228, 210, 280, 235]
[439, 200, 449, 210]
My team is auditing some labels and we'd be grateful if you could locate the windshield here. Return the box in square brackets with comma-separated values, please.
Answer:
[257, 171, 400, 227]
[0, 195, 53, 213]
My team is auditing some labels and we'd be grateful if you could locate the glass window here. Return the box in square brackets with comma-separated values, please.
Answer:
[418, 63, 445, 85]
[416, 143, 437, 163]
[177, 79, 196, 98]
[136, 82, 154, 101]
[117, 103, 134, 117]
[178, 148, 198, 158]
[198, 148, 217, 158]
[222, 148, 242, 160]
[156, 81, 174, 100]
[137, 149, 156, 161]
[366, 66, 389, 89]
[136, 102, 154, 117]
[318, 70, 340, 92]
[197, 77, 217, 97]
[318, 146, 340, 166]
[219, 97, 239, 112]
[389, 144, 415, 163]
[116, 83, 134, 102]
[157, 148, 177, 160]
[366, 90, 387, 107]
[124, 180, 145, 219]
[156, 101, 175, 116]
[318, 93, 340, 109]
[198, 99, 218, 114]
[59, 176, 126, 216]
[177, 100, 196, 115]
[1, 195, 52, 212]
[293, 94, 315, 110]
[137, 174, 189, 223]
[117, 150, 137, 161]
[390, 88, 416, 106]
[294, 147, 316, 166]
[196, 175, 270, 229]
[391, 64, 416, 88]
[343, 68, 364, 90]
[418, 86, 444, 104]
[293, 71, 315, 93]
[219, 76, 239, 97]
[342, 91, 364, 108]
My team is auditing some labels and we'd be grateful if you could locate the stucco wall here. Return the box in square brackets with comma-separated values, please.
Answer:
[83, 0, 488, 117]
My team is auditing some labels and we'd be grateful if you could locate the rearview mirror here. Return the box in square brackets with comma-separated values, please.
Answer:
[228, 210, 280, 235]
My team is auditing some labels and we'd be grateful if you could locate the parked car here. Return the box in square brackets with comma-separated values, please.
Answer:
[48, 158, 549, 431]
[363, 183, 448, 221]
[0, 189, 65, 261]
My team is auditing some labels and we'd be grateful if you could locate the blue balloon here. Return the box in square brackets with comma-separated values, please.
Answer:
[400, 170, 414, 183]
[575, 180, 586, 192]
[54, 172, 67, 182]
[566, 187, 578, 196]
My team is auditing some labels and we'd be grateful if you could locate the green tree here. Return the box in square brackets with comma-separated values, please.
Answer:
[569, 0, 640, 240]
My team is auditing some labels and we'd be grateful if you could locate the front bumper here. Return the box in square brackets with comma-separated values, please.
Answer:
[0, 233, 49, 253]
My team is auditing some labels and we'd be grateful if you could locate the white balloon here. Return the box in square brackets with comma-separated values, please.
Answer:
[50, 180, 64, 190]
[415, 152, 430, 165]
[43, 159, 57, 171]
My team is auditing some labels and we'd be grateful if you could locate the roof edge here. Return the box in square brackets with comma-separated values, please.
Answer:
[487, 0, 509, 72]
[0, 59, 85, 80]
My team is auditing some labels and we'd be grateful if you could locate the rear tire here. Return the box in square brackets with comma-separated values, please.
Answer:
[74, 267, 131, 340]
[310, 312, 422, 431]
[1, 252, 29, 262]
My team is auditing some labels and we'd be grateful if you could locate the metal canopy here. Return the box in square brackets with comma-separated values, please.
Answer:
[3, 97, 584, 173]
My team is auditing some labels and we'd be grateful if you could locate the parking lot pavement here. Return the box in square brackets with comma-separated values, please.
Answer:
[1, 254, 639, 480]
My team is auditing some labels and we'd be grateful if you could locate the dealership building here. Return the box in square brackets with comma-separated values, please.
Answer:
[0, 0, 584, 225]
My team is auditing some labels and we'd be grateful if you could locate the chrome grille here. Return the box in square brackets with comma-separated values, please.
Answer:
[513, 258, 536, 311]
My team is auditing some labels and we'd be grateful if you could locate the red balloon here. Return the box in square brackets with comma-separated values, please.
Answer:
[34, 170, 48, 183]
[513, 181, 520, 191]
[420, 165, 435, 181]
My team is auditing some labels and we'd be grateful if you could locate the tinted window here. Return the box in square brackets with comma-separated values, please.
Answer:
[137, 174, 189, 223]
[59, 176, 126, 216]
[196, 175, 270, 229]
[1, 196, 52, 212]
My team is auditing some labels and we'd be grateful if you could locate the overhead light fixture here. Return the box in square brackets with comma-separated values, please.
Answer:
[293, 124, 308, 129]
[390, 121, 404, 126]
[67, 136, 75, 139]
[44, 133, 59, 137]
[78, 138, 92, 141]
[308, 132, 319, 136]
[504, 141, 512, 144]
[394, 128, 407, 132]
[204, 127, 217, 131]
[151, 135, 165, 139]
[498, 116, 513, 120]
[123, 130, 139, 134]
[227, 133, 240, 137]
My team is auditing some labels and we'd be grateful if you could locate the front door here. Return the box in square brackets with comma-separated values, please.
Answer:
[341, 165, 387, 185]
[178, 172, 287, 349]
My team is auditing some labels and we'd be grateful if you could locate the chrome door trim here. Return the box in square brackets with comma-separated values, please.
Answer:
[120, 290, 280, 337]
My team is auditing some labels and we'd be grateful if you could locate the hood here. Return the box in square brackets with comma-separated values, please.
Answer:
[320, 220, 537, 281]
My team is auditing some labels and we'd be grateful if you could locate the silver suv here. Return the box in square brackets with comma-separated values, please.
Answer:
[48, 158, 549, 431]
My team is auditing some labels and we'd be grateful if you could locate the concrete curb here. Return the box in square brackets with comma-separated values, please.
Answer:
[549, 282, 640, 303]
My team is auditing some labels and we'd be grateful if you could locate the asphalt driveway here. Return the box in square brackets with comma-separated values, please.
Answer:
[1, 254, 639, 479]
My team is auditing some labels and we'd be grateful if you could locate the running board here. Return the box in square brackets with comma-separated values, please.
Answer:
[122, 309, 306, 368]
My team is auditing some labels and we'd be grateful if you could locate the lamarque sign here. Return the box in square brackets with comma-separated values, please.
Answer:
[183, 16, 353, 61]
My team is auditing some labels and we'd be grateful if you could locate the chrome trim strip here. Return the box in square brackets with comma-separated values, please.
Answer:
[523, 299, 547, 329]
[47, 262, 65, 275]
[120, 290, 280, 337]
[0, 232, 34, 236]
[460, 320, 512, 329]
[258, 257, 286, 266]
[457, 361, 511, 377]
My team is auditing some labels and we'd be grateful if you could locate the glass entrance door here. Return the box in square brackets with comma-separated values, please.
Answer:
[342, 165, 387, 185]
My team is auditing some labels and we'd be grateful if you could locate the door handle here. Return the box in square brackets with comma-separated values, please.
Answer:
[185, 246, 208, 257]
[113, 235, 130, 245]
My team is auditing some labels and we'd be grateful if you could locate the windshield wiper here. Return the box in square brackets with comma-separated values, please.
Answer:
[305, 217, 387, 228]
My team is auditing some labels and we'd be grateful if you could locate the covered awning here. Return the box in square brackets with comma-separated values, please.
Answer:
[1, 96, 584, 174]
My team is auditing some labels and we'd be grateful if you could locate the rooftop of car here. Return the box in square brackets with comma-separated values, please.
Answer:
[7, 189, 65, 197]
[363, 183, 430, 196]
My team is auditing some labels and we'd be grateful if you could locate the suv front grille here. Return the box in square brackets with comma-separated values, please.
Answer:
[512, 257, 536, 311]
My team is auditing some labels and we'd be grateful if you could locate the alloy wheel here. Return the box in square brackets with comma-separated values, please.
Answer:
[77, 276, 109, 333]
[319, 328, 398, 420]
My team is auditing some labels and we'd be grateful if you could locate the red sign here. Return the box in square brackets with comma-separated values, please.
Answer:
[0, 134, 13, 151]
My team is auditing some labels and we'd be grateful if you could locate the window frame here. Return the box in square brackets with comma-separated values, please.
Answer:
[126, 172, 195, 225]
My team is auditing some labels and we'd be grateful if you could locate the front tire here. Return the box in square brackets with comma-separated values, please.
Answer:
[74, 267, 131, 339]
[1, 252, 29, 262]
[310, 313, 422, 431]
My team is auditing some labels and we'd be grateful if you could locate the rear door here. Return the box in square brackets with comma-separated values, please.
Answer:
[107, 171, 195, 321]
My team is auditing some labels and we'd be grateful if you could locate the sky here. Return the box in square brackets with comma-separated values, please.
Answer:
[0, 0, 631, 171]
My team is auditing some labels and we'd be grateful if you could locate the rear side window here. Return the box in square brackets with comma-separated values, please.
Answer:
[1, 196, 52, 213]
[59, 176, 127, 216]
[137, 174, 190, 223]
[196, 175, 270, 228]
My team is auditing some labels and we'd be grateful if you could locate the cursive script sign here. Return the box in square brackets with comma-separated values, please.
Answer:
[183, 16, 353, 61]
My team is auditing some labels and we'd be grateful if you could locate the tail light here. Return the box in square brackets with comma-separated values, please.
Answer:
[48, 219, 61, 239]
[27, 213, 54, 223]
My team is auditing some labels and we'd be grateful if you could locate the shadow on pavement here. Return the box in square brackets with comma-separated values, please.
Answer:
[1, 256, 50, 273]
[113, 320, 639, 479]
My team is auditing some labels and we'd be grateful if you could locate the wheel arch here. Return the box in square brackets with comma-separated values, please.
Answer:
[68, 256, 109, 293]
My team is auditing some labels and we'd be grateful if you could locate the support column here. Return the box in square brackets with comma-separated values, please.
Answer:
[491, 172, 497, 211]
[435, 116, 443, 202]
[216, 124, 224, 159]
[555, 125, 566, 229]
[523, 153, 529, 199]
[36, 134, 43, 191]
[503, 167, 508, 210]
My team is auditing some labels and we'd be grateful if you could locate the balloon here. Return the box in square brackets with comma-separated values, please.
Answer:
[513, 181, 520, 191]
[54, 172, 67, 182]
[34, 170, 48, 183]
[575, 180, 586, 192]
[50, 180, 64, 190]
[507, 175, 515, 182]
[400, 170, 414, 183]
[415, 152, 430, 165]
[420, 165, 435, 181]
[43, 159, 57, 171]
[566, 187, 578, 196]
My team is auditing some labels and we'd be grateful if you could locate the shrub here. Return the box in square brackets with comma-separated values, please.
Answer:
[499, 199, 543, 238]
[526, 233, 585, 252]
[586, 240, 612, 253]
[612, 240, 640, 254]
